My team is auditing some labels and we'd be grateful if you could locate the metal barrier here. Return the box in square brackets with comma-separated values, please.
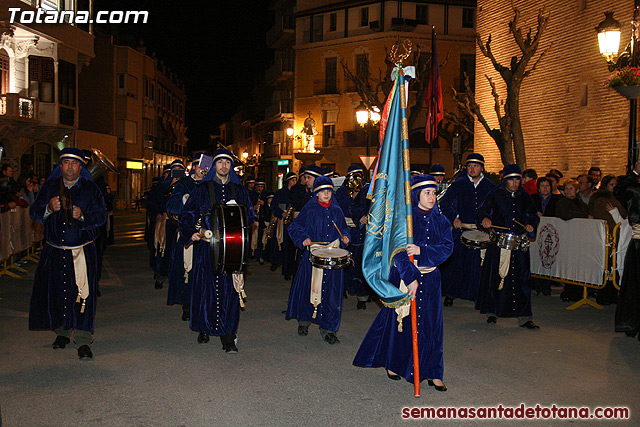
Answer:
[0, 208, 43, 278]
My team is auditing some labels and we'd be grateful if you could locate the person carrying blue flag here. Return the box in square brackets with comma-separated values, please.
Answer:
[286, 176, 350, 344]
[178, 149, 255, 352]
[29, 147, 106, 360]
[354, 175, 453, 390]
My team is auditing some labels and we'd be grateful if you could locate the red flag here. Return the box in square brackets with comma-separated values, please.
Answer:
[425, 28, 443, 144]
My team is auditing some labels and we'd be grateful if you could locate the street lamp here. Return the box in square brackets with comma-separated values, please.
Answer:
[242, 151, 249, 159]
[286, 127, 294, 137]
[355, 101, 381, 180]
[596, 4, 640, 173]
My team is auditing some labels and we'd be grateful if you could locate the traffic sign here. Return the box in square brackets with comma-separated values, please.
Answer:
[359, 155, 378, 170]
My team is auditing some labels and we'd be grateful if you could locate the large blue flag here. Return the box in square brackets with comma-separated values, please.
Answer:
[362, 70, 411, 306]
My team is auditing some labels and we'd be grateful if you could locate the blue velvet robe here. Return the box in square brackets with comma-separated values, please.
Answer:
[474, 185, 539, 317]
[439, 174, 495, 301]
[146, 178, 171, 270]
[178, 179, 255, 336]
[29, 177, 106, 332]
[286, 183, 313, 277]
[353, 205, 453, 382]
[335, 185, 368, 296]
[269, 186, 291, 266]
[166, 176, 199, 306]
[285, 197, 351, 332]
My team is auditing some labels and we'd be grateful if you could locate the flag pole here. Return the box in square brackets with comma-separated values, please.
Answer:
[393, 42, 420, 398]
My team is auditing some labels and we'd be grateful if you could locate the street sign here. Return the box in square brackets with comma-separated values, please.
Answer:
[359, 155, 378, 170]
[277, 159, 289, 166]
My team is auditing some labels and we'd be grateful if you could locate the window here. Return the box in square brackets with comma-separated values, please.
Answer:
[416, 5, 428, 25]
[0, 50, 9, 94]
[356, 54, 369, 79]
[329, 13, 337, 32]
[323, 124, 336, 147]
[58, 60, 76, 107]
[459, 54, 475, 91]
[325, 57, 337, 94]
[126, 74, 138, 98]
[118, 119, 138, 144]
[462, 8, 475, 28]
[312, 15, 323, 42]
[28, 56, 54, 103]
[360, 7, 369, 27]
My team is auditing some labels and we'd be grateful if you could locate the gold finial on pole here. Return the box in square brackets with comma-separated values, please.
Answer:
[389, 39, 413, 66]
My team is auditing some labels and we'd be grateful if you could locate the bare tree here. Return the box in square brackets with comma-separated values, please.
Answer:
[453, 8, 551, 168]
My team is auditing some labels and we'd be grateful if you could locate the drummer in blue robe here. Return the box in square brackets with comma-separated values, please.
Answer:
[250, 176, 267, 259]
[286, 176, 351, 344]
[269, 172, 297, 271]
[475, 164, 540, 329]
[335, 164, 370, 309]
[29, 147, 106, 360]
[354, 175, 453, 389]
[166, 153, 208, 321]
[256, 191, 274, 264]
[439, 153, 495, 306]
[154, 160, 186, 290]
[179, 149, 255, 352]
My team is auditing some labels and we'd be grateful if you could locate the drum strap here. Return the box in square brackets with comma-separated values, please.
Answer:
[309, 239, 340, 318]
[207, 180, 238, 207]
[633, 223, 640, 240]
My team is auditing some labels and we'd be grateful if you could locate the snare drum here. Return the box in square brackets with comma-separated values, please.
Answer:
[461, 230, 491, 250]
[309, 247, 351, 270]
[490, 231, 528, 251]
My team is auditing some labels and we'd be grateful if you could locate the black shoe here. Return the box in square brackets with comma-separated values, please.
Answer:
[386, 369, 401, 381]
[298, 325, 309, 336]
[428, 379, 447, 392]
[323, 332, 340, 345]
[520, 321, 540, 330]
[77, 345, 93, 360]
[624, 330, 638, 338]
[52, 336, 70, 349]
[357, 301, 366, 310]
[225, 343, 238, 354]
[270, 264, 278, 271]
[284, 275, 292, 281]
[181, 311, 190, 321]
[154, 281, 163, 289]
[197, 332, 210, 343]
[487, 316, 497, 324]
[443, 296, 454, 307]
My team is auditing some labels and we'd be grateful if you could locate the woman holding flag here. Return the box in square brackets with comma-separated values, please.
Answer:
[353, 175, 453, 390]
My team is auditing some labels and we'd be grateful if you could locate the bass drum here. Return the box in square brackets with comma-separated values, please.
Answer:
[207, 204, 250, 274]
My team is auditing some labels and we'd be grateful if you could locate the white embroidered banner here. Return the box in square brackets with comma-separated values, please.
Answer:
[530, 217, 607, 286]
[616, 220, 633, 281]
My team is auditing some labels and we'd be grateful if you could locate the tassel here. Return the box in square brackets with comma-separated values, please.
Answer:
[184, 272, 189, 283]
[312, 297, 318, 319]
[80, 299, 86, 314]
[239, 294, 245, 308]
[76, 294, 81, 303]
[498, 278, 504, 291]
[241, 289, 247, 299]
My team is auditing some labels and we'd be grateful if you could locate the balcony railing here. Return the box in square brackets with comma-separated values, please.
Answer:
[266, 57, 294, 83]
[264, 139, 293, 159]
[0, 93, 38, 120]
[266, 15, 295, 47]
[265, 99, 293, 119]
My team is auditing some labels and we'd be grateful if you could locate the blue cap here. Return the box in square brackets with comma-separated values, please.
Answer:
[346, 164, 364, 176]
[313, 176, 334, 193]
[410, 174, 438, 207]
[502, 164, 522, 180]
[429, 163, 446, 176]
[255, 176, 266, 185]
[59, 147, 87, 166]
[170, 159, 185, 169]
[322, 166, 333, 177]
[260, 191, 274, 201]
[245, 174, 255, 184]
[466, 153, 485, 165]
[304, 165, 323, 177]
[285, 172, 297, 182]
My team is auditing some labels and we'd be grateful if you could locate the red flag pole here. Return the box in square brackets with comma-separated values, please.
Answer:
[398, 67, 421, 398]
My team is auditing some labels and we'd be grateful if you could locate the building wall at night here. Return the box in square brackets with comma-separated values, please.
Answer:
[474, 0, 630, 177]
[0, 0, 95, 179]
[79, 36, 187, 205]
[292, 0, 476, 177]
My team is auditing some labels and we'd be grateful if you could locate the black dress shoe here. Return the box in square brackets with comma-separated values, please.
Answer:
[284, 275, 292, 280]
[225, 343, 238, 354]
[428, 379, 447, 392]
[181, 311, 190, 321]
[52, 336, 70, 349]
[386, 369, 402, 380]
[323, 332, 340, 345]
[298, 325, 309, 336]
[487, 316, 497, 324]
[357, 301, 366, 310]
[154, 281, 163, 289]
[520, 321, 540, 329]
[443, 296, 454, 307]
[197, 332, 210, 343]
[77, 345, 93, 360]
[270, 264, 278, 272]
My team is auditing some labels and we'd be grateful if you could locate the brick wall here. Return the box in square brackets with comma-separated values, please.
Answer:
[475, 0, 632, 178]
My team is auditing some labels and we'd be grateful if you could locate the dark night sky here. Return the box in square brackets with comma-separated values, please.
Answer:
[93, 0, 274, 151]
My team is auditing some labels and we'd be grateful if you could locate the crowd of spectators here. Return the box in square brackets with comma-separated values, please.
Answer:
[0, 164, 42, 213]
[520, 164, 628, 305]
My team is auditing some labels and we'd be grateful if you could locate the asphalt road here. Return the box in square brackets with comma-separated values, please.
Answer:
[0, 212, 639, 426]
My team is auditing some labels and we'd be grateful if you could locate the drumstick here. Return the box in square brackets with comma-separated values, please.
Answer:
[309, 242, 329, 245]
[193, 229, 213, 241]
[490, 225, 511, 231]
[461, 224, 477, 230]
[332, 221, 344, 239]
[513, 219, 527, 229]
